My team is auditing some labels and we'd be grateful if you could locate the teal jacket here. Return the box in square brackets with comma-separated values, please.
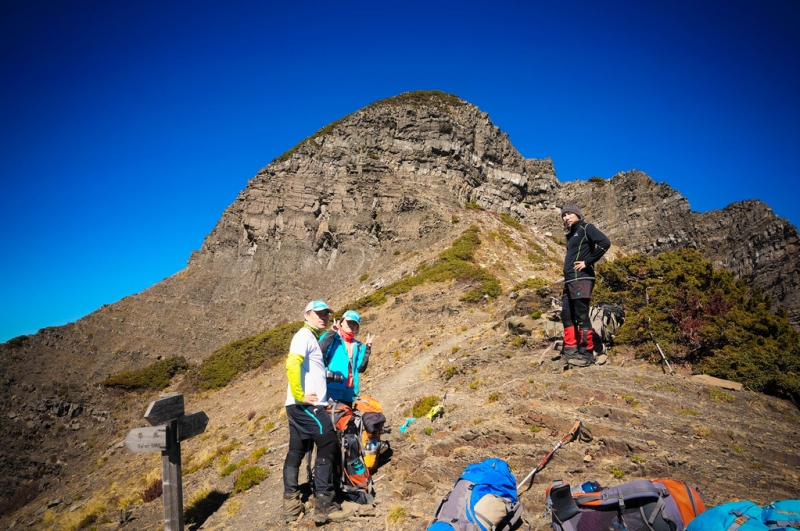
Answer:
[319, 331, 370, 403]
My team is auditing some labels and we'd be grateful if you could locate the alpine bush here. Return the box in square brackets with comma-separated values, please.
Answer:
[197, 321, 301, 390]
[594, 249, 800, 402]
[103, 356, 188, 391]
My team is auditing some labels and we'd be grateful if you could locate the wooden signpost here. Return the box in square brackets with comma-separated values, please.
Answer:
[125, 393, 208, 531]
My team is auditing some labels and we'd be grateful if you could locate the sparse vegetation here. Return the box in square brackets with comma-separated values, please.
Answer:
[465, 201, 484, 211]
[588, 176, 606, 185]
[621, 394, 639, 406]
[488, 392, 500, 403]
[4, 335, 28, 349]
[680, 409, 702, 417]
[103, 356, 188, 391]
[451, 215, 460, 224]
[349, 226, 501, 311]
[499, 212, 523, 230]
[184, 442, 242, 475]
[451, 346, 461, 355]
[710, 387, 735, 403]
[511, 277, 547, 293]
[387, 505, 408, 524]
[488, 230, 519, 249]
[469, 380, 480, 390]
[444, 365, 458, 380]
[424, 427, 433, 436]
[610, 465, 625, 479]
[359, 273, 369, 282]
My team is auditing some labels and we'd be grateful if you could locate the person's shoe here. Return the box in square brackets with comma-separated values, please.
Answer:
[313, 493, 352, 524]
[282, 492, 304, 523]
[567, 356, 592, 367]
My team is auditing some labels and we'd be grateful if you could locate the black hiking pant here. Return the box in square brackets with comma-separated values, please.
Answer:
[283, 405, 338, 496]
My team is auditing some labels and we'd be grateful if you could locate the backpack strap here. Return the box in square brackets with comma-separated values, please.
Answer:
[727, 511, 752, 531]
[550, 483, 581, 529]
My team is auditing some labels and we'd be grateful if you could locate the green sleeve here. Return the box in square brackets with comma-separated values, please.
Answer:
[285, 353, 305, 402]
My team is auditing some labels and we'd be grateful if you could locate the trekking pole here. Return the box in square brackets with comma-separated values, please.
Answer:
[646, 317, 674, 375]
[517, 420, 582, 492]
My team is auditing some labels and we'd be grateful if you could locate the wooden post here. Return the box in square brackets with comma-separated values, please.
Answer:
[124, 393, 208, 531]
[162, 420, 184, 531]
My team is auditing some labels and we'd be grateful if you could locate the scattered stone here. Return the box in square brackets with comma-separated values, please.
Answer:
[662, 429, 676, 436]
[583, 455, 593, 462]
[47, 498, 62, 508]
[689, 374, 743, 391]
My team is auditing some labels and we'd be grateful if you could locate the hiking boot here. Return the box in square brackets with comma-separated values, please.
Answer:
[567, 357, 592, 367]
[313, 492, 352, 524]
[282, 492, 304, 523]
[562, 347, 579, 360]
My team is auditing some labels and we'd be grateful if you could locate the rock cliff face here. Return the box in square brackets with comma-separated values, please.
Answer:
[3, 92, 798, 384]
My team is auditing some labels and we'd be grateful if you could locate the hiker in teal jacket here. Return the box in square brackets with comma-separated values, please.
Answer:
[319, 310, 374, 405]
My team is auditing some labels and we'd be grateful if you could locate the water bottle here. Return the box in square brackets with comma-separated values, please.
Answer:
[579, 481, 600, 493]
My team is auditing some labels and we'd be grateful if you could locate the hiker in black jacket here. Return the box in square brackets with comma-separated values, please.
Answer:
[560, 203, 611, 367]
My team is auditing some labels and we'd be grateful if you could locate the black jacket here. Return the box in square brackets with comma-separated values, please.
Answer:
[563, 220, 611, 283]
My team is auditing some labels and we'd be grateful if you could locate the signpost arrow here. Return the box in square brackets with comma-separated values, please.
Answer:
[144, 393, 184, 426]
[177, 411, 208, 442]
[124, 426, 167, 453]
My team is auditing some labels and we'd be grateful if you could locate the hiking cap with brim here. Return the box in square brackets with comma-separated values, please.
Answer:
[343, 310, 361, 323]
[304, 300, 331, 314]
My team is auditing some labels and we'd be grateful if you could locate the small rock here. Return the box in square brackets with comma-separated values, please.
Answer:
[646, 440, 657, 446]
[662, 429, 675, 436]
[47, 499, 62, 508]
[34, 506, 46, 516]
[583, 455, 593, 462]
[70, 501, 86, 513]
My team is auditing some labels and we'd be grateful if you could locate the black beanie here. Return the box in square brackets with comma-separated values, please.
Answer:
[560, 203, 582, 219]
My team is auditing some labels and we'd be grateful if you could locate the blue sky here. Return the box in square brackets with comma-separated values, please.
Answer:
[1, 0, 798, 342]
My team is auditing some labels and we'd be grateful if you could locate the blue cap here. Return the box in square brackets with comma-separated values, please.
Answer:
[343, 310, 361, 323]
[304, 300, 331, 313]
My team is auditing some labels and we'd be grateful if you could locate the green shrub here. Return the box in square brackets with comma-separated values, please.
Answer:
[465, 201, 484, 211]
[411, 395, 441, 418]
[250, 447, 269, 463]
[451, 215, 460, 224]
[234, 466, 269, 493]
[198, 322, 301, 390]
[588, 176, 606, 185]
[103, 357, 189, 391]
[511, 277, 547, 292]
[499, 213, 522, 230]
[424, 427, 433, 436]
[610, 465, 625, 479]
[594, 248, 800, 402]
[530, 311, 542, 319]
[444, 365, 458, 380]
[488, 230, 519, 249]
[358, 273, 369, 282]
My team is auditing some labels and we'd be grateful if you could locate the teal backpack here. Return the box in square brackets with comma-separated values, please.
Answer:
[687, 500, 800, 531]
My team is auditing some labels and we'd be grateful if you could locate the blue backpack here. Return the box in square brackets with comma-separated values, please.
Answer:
[687, 500, 800, 531]
[427, 458, 529, 531]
